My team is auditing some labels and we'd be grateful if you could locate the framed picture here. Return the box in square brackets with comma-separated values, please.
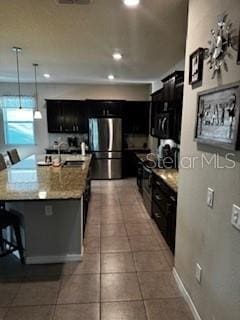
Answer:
[237, 26, 240, 65]
[189, 48, 204, 85]
[195, 82, 240, 150]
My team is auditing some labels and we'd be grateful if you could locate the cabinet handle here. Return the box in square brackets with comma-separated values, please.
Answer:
[155, 194, 162, 201]
[170, 196, 176, 202]
[162, 117, 167, 135]
[156, 181, 161, 187]
[148, 176, 152, 188]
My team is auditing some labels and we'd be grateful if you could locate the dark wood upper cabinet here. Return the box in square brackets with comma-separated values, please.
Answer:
[46, 99, 150, 135]
[150, 89, 163, 137]
[161, 71, 184, 110]
[86, 100, 124, 118]
[123, 101, 150, 134]
[150, 71, 184, 141]
[46, 100, 88, 133]
[46, 100, 64, 133]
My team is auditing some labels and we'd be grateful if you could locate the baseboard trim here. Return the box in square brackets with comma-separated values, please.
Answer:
[173, 268, 202, 320]
[26, 254, 83, 264]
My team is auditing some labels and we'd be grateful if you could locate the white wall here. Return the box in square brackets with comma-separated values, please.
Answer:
[175, 1, 240, 320]
[0, 83, 151, 159]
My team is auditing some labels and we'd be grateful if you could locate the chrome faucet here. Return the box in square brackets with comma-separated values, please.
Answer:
[57, 142, 68, 163]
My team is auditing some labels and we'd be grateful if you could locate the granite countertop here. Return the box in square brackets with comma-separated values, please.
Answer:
[0, 154, 92, 201]
[152, 168, 178, 193]
[135, 153, 179, 193]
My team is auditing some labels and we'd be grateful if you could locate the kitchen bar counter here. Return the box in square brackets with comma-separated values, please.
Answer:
[0, 154, 92, 201]
[0, 154, 92, 264]
[135, 152, 179, 192]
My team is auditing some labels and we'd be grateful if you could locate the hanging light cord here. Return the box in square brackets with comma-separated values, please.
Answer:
[33, 64, 39, 110]
[15, 48, 22, 109]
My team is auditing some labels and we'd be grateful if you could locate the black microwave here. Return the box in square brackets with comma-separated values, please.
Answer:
[154, 112, 172, 139]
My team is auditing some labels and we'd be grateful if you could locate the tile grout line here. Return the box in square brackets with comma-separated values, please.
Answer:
[119, 191, 150, 320]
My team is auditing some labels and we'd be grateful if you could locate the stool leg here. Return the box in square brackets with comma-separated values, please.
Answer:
[13, 224, 25, 264]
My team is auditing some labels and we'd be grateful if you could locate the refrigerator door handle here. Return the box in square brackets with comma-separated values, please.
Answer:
[108, 119, 113, 151]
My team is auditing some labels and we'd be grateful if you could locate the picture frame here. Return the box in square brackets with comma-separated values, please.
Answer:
[195, 82, 240, 150]
[189, 48, 204, 85]
[237, 26, 240, 65]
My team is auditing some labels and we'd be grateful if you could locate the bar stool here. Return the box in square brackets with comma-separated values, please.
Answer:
[0, 210, 25, 264]
[7, 149, 20, 165]
[0, 153, 25, 264]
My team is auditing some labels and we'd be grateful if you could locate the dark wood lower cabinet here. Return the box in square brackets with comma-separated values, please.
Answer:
[83, 167, 91, 237]
[151, 173, 177, 254]
[123, 149, 150, 178]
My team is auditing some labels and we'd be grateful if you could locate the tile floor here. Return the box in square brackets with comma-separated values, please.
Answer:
[0, 179, 194, 320]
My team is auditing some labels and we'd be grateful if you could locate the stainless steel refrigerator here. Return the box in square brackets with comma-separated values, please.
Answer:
[89, 118, 122, 179]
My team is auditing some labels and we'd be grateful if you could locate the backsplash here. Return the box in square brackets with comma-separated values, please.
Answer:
[124, 134, 149, 149]
[48, 133, 88, 148]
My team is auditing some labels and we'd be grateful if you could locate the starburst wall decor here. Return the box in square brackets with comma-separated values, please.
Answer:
[207, 13, 233, 78]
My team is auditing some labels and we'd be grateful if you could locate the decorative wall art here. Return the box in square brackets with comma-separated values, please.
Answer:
[189, 48, 204, 85]
[195, 82, 240, 150]
[207, 13, 233, 78]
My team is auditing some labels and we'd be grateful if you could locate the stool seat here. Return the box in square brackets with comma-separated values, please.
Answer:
[0, 210, 25, 264]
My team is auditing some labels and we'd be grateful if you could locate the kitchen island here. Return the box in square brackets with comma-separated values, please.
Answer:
[0, 154, 92, 264]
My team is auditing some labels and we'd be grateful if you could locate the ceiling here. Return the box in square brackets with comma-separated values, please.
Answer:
[0, 0, 188, 84]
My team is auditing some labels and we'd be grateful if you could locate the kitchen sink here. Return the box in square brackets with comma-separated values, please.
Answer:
[62, 160, 85, 167]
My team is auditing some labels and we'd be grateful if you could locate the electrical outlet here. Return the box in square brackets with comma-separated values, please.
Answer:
[45, 205, 53, 216]
[231, 204, 240, 231]
[207, 188, 214, 208]
[195, 263, 202, 283]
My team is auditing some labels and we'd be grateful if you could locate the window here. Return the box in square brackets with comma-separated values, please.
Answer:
[1, 96, 35, 145]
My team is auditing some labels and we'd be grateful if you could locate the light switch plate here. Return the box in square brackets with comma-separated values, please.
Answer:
[231, 204, 240, 231]
[207, 188, 214, 208]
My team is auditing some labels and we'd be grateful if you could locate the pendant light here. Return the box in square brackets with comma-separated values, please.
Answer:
[12, 47, 22, 110]
[33, 63, 42, 119]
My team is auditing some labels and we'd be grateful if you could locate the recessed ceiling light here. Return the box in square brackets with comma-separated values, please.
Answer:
[112, 53, 123, 61]
[108, 74, 115, 80]
[43, 73, 50, 78]
[123, 0, 140, 7]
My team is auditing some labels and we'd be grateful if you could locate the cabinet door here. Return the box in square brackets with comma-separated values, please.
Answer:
[173, 83, 184, 142]
[123, 101, 149, 134]
[86, 100, 105, 118]
[46, 100, 64, 133]
[62, 101, 77, 133]
[104, 101, 123, 117]
[151, 90, 163, 136]
[163, 77, 176, 108]
[76, 101, 88, 133]
[152, 201, 168, 240]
